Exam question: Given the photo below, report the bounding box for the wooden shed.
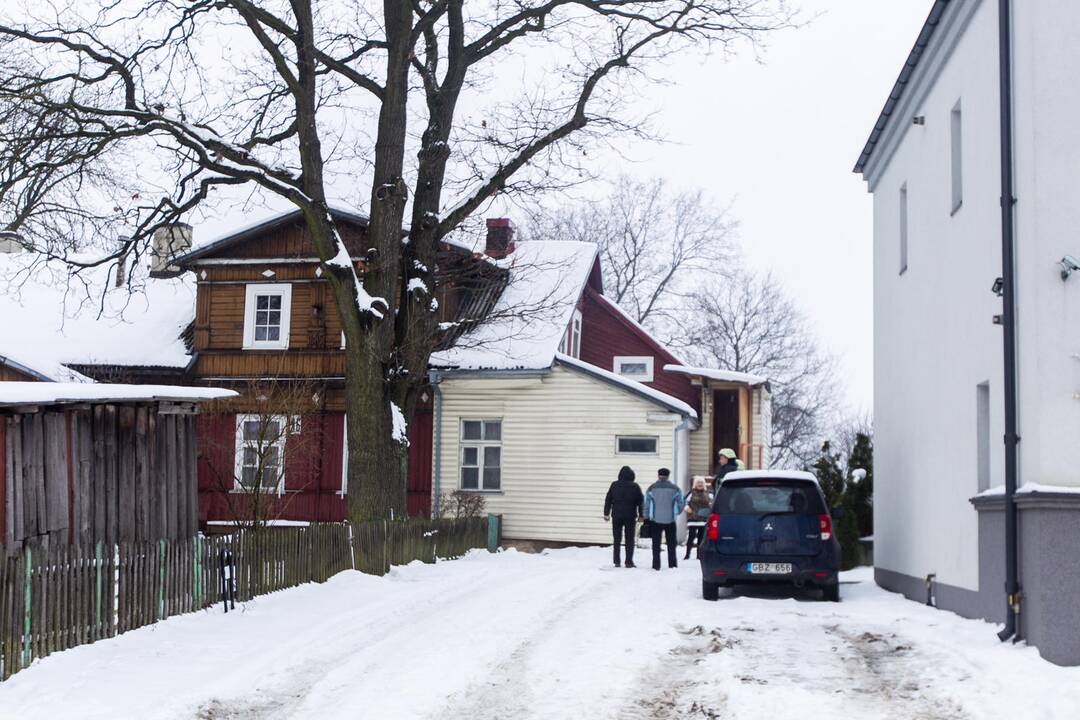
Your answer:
[1,383,235,553]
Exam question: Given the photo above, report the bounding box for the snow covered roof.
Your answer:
[176,203,370,264]
[556,353,697,419]
[431,241,598,371]
[722,470,819,485]
[0,382,235,408]
[0,253,196,378]
[663,364,768,387]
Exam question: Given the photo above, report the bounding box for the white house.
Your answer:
[856,0,1080,665]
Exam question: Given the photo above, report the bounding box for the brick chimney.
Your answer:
[485,218,516,259]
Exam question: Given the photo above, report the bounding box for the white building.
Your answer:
[856,0,1080,665]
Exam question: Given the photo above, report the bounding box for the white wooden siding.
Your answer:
[436,365,681,544]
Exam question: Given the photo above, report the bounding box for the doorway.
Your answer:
[712,389,740,470]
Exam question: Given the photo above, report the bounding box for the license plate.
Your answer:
[745,562,792,575]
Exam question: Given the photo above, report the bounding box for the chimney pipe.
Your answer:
[149,223,193,277]
[0,230,25,254]
[485,218,515,260]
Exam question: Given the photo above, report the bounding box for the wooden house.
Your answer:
[1,383,234,553]
[1,210,771,545]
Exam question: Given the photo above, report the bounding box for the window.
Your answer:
[234,415,287,494]
[243,283,292,350]
[616,436,658,455]
[899,183,909,275]
[614,356,654,382]
[976,382,990,492]
[559,309,583,358]
[460,419,502,491]
[950,101,963,214]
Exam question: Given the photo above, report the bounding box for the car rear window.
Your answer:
[715,480,827,515]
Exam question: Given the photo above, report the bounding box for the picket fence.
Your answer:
[0,516,491,681]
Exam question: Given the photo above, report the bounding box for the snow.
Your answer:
[0,254,196,375]
[431,241,597,371]
[406,278,428,294]
[555,352,697,419]
[390,401,408,445]
[2,548,1078,719]
[325,228,387,320]
[976,482,1080,497]
[723,469,820,484]
[0,382,236,407]
[664,364,769,386]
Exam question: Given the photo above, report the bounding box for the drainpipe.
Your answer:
[428,370,443,518]
[996,0,1022,643]
[673,414,693,543]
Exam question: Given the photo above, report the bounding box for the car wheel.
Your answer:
[702,579,720,601]
[823,582,840,602]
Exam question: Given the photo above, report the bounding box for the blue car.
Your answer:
[699,470,841,602]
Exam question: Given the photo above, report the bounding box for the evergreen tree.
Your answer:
[812,442,845,509]
[837,490,861,571]
[845,433,874,538]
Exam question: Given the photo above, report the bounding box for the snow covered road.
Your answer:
[1,547,1078,720]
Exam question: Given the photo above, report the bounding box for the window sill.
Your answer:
[241,344,290,351]
[458,489,503,495]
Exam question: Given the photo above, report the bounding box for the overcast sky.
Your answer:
[601,0,929,415]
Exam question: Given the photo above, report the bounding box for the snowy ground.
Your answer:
[1,547,1078,720]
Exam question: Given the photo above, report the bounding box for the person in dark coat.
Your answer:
[604,466,644,567]
[643,468,685,570]
[712,448,739,494]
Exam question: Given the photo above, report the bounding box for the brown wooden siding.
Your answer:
[203,219,368,260]
[2,405,199,552]
[0,365,38,382]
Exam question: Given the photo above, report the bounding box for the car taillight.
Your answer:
[818,514,833,541]
[706,513,720,541]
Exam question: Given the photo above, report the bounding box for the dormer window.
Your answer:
[614,356,654,382]
[559,309,583,359]
[243,283,292,350]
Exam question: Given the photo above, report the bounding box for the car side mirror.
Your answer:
[831,506,845,520]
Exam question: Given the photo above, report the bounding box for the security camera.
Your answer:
[1060,255,1080,281]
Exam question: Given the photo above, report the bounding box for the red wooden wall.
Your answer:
[578,287,700,413]
[407,408,433,518]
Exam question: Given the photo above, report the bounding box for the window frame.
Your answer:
[559,309,583,359]
[242,283,292,350]
[615,435,660,456]
[459,418,503,492]
[613,355,655,383]
[233,414,288,495]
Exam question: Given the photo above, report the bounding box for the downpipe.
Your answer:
[997,0,1022,643]
[428,370,443,518]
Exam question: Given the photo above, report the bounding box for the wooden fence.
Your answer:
[0,516,491,681]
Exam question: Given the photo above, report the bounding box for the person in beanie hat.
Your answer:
[683,476,713,560]
[713,448,739,494]
[643,468,685,570]
[604,466,644,567]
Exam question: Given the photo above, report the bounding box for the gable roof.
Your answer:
[556,352,697,419]
[0,254,196,379]
[585,287,686,367]
[853,0,952,175]
[430,241,599,371]
[175,204,370,264]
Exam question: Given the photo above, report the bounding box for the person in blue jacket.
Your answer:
[643,468,685,570]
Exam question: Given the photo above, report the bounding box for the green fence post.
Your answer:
[21,548,31,669]
[193,535,202,608]
[486,514,499,553]
[94,542,102,641]
[158,540,166,621]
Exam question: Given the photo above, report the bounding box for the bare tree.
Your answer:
[0,0,790,520]
[527,175,737,339]
[683,271,839,468]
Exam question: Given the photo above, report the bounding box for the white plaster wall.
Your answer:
[869,0,1002,591]
[1011,1,1080,489]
